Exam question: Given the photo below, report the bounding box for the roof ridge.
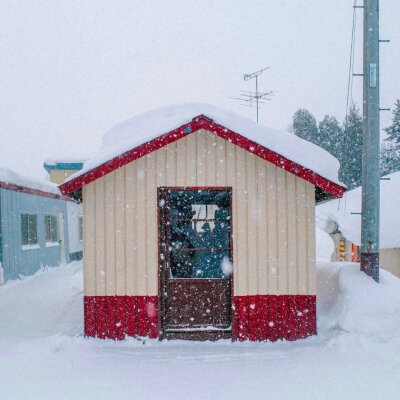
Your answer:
[60,117,345,198]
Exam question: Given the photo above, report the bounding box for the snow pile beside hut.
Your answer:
[317,261,400,342]
[317,171,400,248]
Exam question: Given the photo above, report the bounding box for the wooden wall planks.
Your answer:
[83,129,316,299]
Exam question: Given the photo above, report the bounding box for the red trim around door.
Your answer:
[60,116,345,198]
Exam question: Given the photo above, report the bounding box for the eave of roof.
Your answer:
[59,115,346,198]
[0,181,73,201]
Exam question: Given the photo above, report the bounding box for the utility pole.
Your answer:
[361,0,380,282]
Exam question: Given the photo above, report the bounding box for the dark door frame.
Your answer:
[157,186,234,340]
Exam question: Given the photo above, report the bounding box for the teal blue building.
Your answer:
[0,175,80,284]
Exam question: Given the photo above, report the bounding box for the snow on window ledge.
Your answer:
[21,244,40,251]
[45,241,60,248]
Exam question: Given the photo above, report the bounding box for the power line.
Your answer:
[346,0,358,118]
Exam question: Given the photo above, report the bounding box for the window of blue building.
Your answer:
[21,214,38,246]
[45,215,58,244]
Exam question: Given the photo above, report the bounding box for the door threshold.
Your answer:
[163,329,232,341]
[166,325,231,332]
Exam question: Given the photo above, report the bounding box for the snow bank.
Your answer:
[0,261,399,400]
[316,227,335,261]
[67,102,343,186]
[317,171,400,248]
[317,262,400,342]
[0,167,60,195]
[0,262,83,339]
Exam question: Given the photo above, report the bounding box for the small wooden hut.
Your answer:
[60,104,345,341]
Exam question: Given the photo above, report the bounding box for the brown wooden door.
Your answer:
[159,188,232,340]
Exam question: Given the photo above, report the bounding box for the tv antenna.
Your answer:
[232,66,274,123]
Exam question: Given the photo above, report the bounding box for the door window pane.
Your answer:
[193,251,230,278]
[168,190,231,279]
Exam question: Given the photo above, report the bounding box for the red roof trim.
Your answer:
[60,116,345,198]
[0,181,72,201]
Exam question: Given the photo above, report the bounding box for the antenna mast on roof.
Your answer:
[231,66,274,123]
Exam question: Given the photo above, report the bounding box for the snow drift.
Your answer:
[317,170,400,248]
[317,261,400,342]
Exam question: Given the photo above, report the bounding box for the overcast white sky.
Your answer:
[0,0,399,180]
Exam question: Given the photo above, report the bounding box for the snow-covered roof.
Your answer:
[61,103,345,196]
[43,157,86,165]
[0,167,60,196]
[317,171,400,248]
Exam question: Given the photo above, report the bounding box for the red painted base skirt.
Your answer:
[84,295,158,340]
[84,294,316,341]
[232,295,316,341]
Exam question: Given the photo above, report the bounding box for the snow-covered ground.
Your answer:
[1,261,399,400]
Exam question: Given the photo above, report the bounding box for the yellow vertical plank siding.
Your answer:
[246,151,257,295]
[95,178,106,295]
[235,146,248,295]
[224,138,238,288]
[83,185,96,296]
[146,153,158,295]
[286,173,298,295]
[185,134,197,186]
[215,138,226,186]
[296,179,308,294]
[166,142,176,186]
[105,173,116,296]
[266,163,278,294]
[276,168,288,294]
[306,182,316,294]
[176,138,186,184]
[125,162,136,295]
[256,158,268,294]
[196,131,206,186]
[115,168,126,295]
[84,129,317,297]
[205,131,217,186]
[135,157,147,295]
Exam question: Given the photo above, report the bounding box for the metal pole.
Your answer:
[256,75,259,123]
[361,0,380,282]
